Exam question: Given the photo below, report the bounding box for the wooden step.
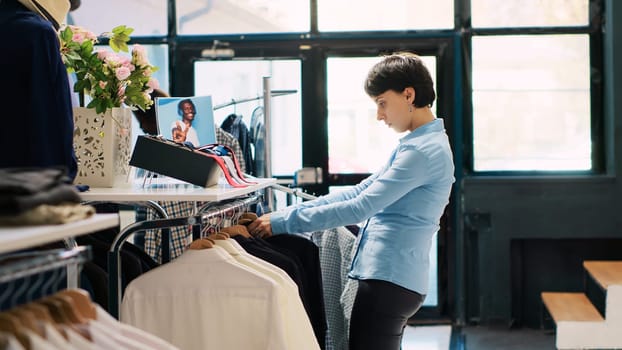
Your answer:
[583,261,622,289]
[541,292,604,323]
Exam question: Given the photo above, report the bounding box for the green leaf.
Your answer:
[60,27,73,43]
[112,25,134,37]
[108,25,134,53]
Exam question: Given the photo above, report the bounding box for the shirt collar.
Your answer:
[400,118,445,143]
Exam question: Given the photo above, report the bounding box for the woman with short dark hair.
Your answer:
[248,52,455,350]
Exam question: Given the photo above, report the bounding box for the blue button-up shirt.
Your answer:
[271,118,454,294]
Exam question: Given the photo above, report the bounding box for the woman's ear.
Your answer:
[403,87,416,105]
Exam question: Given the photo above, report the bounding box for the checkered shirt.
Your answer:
[311,227,358,350]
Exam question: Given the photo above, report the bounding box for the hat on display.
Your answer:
[17,0,70,29]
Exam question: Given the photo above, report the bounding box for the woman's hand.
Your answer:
[247,213,273,238]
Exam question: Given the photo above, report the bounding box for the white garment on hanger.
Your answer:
[42,323,77,350]
[94,305,178,350]
[89,321,125,350]
[213,239,320,350]
[0,331,25,350]
[64,326,97,350]
[89,318,149,350]
[121,247,288,350]
[22,329,56,350]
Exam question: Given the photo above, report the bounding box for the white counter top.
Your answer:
[0,213,119,254]
[79,177,277,202]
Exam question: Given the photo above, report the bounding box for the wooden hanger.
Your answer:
[0,313,21,336]
[19,303,54,324]
[45,295,88,325]
[36,298,71,325]
[0,313,30,350]
[5,308,44,338]
[55,289,96,320]
[220,224,251,238]
[208,231,230,240]
[19,303,67,340]
[188,237,215,250]
[36,297,92,342]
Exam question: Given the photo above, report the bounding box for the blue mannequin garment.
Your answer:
[221,113,254,176]
[250,106,265,177]
[0,0,77,181]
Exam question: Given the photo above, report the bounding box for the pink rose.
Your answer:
[96,50,110,60]
[72,33,85,44]
[132,44,148,66]
[115,67,131,80]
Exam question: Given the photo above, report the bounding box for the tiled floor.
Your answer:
[402,325,452,350]
[460,325,555,350]
[402,324,557,350]
[351,324,558,350]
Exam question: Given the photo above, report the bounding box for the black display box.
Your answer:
[129,135,221,187]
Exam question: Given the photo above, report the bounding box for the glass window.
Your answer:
[194,60,302,177]
[176,0,310,35]
[326,56,437,174]
[318,0,453,32]
[68,0,167,36]
[472,34,591,171]
[471,0,589,28]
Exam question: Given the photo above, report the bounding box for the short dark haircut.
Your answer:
[177,99,196,116]
[364,52,436,108]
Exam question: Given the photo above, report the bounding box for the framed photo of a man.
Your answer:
[155,95,216,147]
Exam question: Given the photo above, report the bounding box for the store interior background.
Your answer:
[70,0,622,348]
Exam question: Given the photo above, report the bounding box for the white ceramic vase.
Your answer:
[73,106,132,188]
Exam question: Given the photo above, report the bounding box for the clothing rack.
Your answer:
[106,194,262,319]
[0,246,92,309]
[212,89,297,111]
[196,194,263,237]
[271,183,318,201]
[196,194,262,217]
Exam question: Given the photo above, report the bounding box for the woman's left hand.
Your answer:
[247,213,273,238]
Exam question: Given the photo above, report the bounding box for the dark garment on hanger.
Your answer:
[266,234,327,350]
[82,261,109,310]
[230,235,305,292]
[252,236,311,304]
[76,232,158,295]
[221,114,254,175]
[122,239,159,272]
[250,107,265,177]
[76,235,139,294]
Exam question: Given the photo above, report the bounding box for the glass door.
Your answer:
[193,59,303,178]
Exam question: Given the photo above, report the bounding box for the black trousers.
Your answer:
[349,279,425,350]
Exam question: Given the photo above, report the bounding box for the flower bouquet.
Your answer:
[59,24,160,114]
[59,25,159,187]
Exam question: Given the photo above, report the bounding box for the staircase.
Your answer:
[541,261,622,349]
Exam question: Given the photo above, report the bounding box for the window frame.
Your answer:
[115,0,604,325]
[464,0,604,175]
